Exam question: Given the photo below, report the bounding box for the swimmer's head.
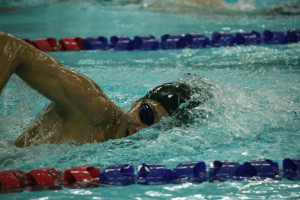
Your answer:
[143,82,192,116]
[140,80,213,126]
[126,82,193,136]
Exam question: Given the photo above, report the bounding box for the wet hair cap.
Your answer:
[144,82,192,116]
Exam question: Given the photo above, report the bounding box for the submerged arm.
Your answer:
[0,32,121,125]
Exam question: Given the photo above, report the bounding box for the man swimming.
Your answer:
[0,32,194,147]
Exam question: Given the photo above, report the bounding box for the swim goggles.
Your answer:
[139,99,155,126]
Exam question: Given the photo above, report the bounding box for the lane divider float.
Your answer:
[22,29,300,52]
[0,158,299,193]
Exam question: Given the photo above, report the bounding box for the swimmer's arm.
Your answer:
[0,32,120,124]
[0,33,22,92]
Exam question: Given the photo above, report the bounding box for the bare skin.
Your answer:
[0,32,168,147]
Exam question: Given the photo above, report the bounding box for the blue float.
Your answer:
[133,35,159,50]
[263,30,287,44]
[172,162,207,183]
[209,161,241,182]
[283,158,300,180]
[240,159,279,180]
[235,31,262,45]
[211,32,235,47]
[161,34,185,49]
[184,33,210,48]
[83,37,108,50]
[287,29,300,43]
[137,164,174,185]
[98,164,135,186]
[110,35,134,50]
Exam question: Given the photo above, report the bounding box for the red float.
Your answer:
[0,170,27,193]
[26,168,64,190]
[64,166,100,188]
[33,38,60,51]
[59,37,83,51]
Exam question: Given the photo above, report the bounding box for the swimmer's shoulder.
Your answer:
[0,31,15,39]
[0,31,26,45]
[0,32,33,47]
[0,32,32,61]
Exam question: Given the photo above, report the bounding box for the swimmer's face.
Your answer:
[126,99,169,136]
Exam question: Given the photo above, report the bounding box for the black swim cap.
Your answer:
[143,82,192,116]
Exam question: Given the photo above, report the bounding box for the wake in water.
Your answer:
[143,0,300,17]
[259,0,300,15]
[158,72,299,140]
[97,70,299,166]
[1,0,300,16]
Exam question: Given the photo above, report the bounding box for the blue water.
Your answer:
[0,0,300,199]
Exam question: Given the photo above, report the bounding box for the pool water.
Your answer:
[0,0,300,199]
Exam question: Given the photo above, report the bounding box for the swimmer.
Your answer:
[150,0,226,8]
[0,32,195,147]
[147,0,227,17]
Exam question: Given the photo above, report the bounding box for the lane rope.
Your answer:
[0,158,299,193]
[22,29,300,52]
